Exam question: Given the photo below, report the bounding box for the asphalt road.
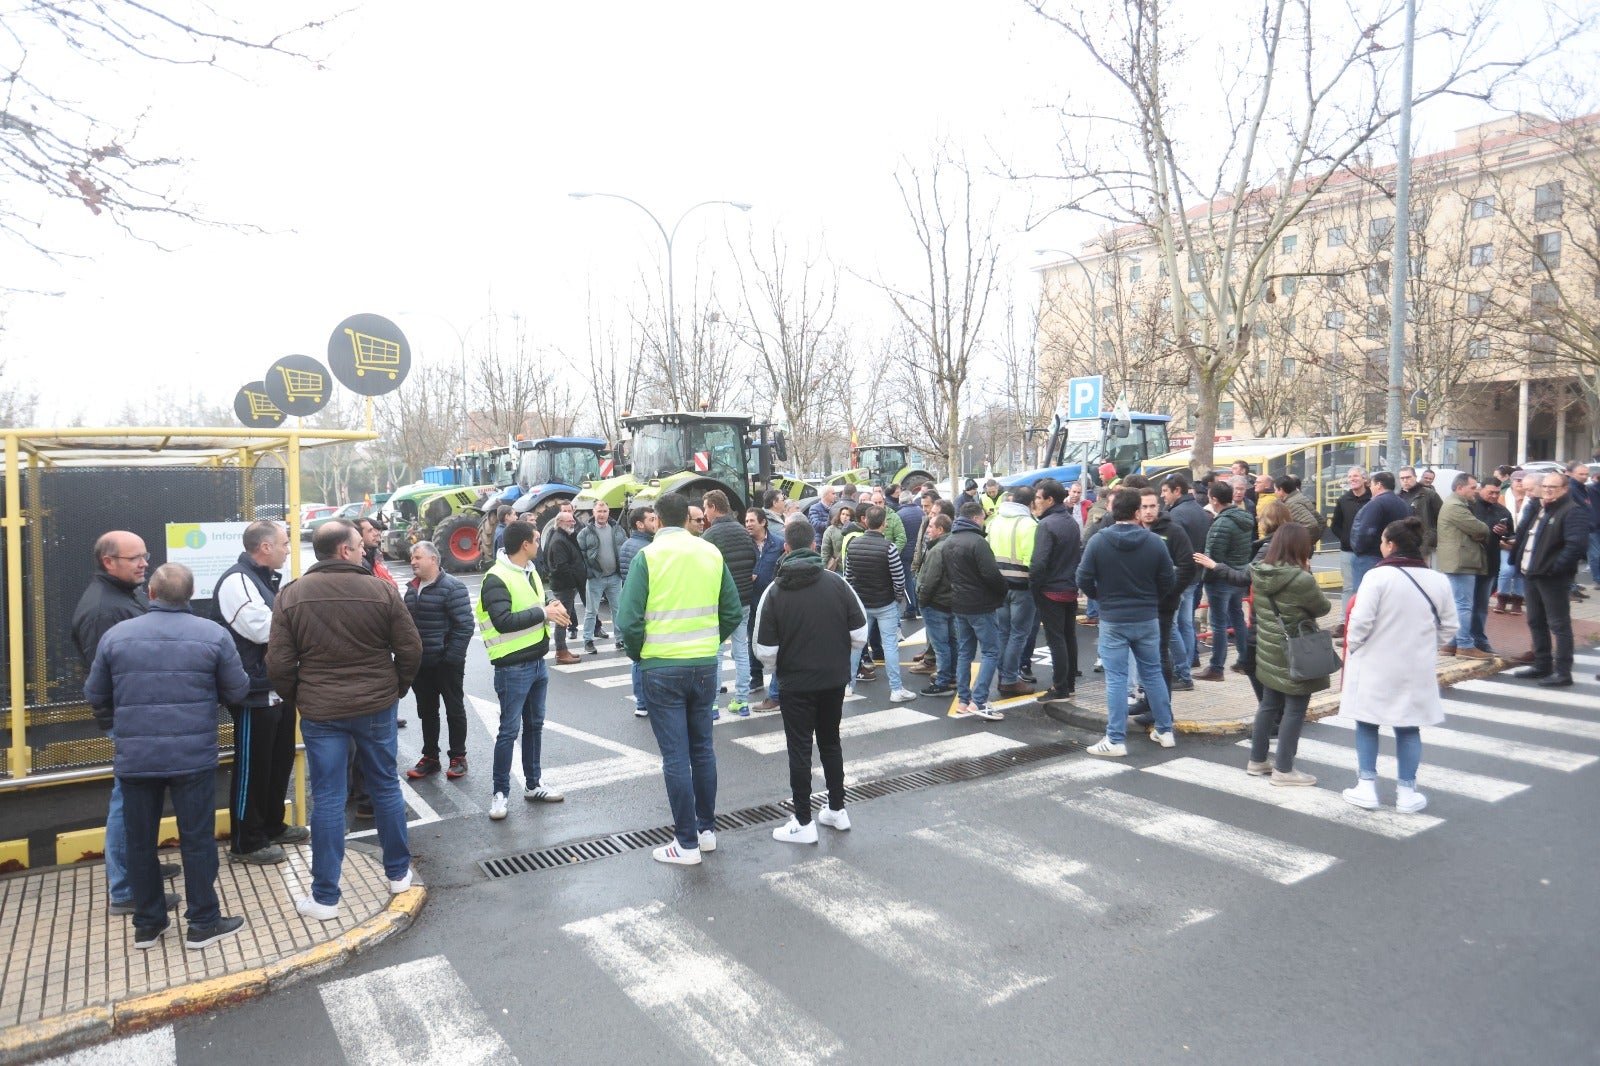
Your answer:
[32,562,1600,1065]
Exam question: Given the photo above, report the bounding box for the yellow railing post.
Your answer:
[287,433,307,825]
[4,433,30,778]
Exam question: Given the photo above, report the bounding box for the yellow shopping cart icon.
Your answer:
[245,390,280,418]
[345,328,402,379]
[275,366,324,404]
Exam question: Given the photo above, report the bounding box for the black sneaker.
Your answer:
[584,640,598,655]
[185,915,245,950]
[110,891,180,917]
[920,682,956,696]
[614,640,624,650]
[229,844,286,865]
[1041,687,1074,701]
[271,825,311,845]
[133,922,170,950]
[1020,673,1037,686]
[354,802,374,819]
[160,862,181,880]
[1170,678,1195,692]
[593,625,609,639]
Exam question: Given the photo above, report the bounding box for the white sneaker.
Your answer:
[969,704,1004,721]
[1086,737,1128,758]
[1148,728,1176,749]
[634,706,649,718]
[889,687,918,703]
[489,792,508,820]
[652,843,702,866]
[296,896,339,922]
[697,830,717,852]
[817,807,851,831]
[772,817,819,844]
[947,704,974,719]
[1342,778,1380,810]
[1395,785,1428,813]
[388,868,414,894]
[524,784,565,803]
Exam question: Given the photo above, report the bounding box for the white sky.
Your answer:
[1,0,1577,424]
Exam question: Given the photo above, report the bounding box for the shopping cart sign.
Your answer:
[329,313,411,396]
[693,451,710,472]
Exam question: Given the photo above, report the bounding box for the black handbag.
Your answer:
[1263,588,1341,681]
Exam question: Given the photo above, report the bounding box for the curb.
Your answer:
[0,885,427,1066]
[1042,655,1513,737]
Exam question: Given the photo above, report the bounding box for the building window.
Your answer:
[1281,234,1298,255]
[1129,263,1142,282]
[1408,256,1426,278]
[1282,315,1296,334]
[1100,270,1115,287]
[1100,340,1116,359]
[1535,231,1561,271]
[1253,321,1268,339]
[1528,334,1558,364]
[1532,281,1559,311]
[1281,275,1298,296]
[1469,243,1494,267]
[1188,257,1202,282]
[1468,290,1491,315]
[1100,305,1116,322]
[1217,401,1235,431]
[1283,357,1296,378]
[1365,307,1389,339]
[1129,301,1143,318]
[1188,291,1205,312]
[1186,402,1198,424]
[1470,195,1495,219]
[1327,226,1346,248]
[1325,310,1345,329]
[1535,181,1565,221]
[1325,271,1343,290]
[1256,358,1268,378]
[1368,216,1394,251]
[1467,337,1491,359]
[1160,295,1172,312]
[1366,262,1390,296]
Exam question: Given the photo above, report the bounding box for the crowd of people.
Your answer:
[70,451,1588,919]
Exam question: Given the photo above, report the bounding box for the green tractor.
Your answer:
[382,446,519,573]
[825,442,936,492]
[573,411,793,522]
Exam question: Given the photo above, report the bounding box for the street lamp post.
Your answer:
[570,192,753,406]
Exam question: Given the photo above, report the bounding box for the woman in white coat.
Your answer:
[1339,516,1458,813]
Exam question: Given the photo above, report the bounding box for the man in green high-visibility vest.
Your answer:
[616,493,744,866]
[479,520,571,822]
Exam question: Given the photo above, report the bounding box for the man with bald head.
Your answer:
[1511,473,1590,687]
[72,530,153,915]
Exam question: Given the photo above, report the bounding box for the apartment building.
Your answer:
[1036,112,1600,472]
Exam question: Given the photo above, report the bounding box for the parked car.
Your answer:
[304,502,363,540]
[299,504,338,539]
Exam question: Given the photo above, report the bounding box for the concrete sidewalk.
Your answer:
[0,843,425,1065]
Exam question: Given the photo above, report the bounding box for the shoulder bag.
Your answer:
[1262,585,1341,681]
[1392,566,1443,628]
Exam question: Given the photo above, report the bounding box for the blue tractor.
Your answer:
[1000,411,1173,492]
[509,436,611,538]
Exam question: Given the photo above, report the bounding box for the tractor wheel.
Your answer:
[523,493,574,544]
[900,470,933,494]
[435,514,483,573]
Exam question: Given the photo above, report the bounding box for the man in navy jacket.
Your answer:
[87,563,251,951]
[404,541,475,780]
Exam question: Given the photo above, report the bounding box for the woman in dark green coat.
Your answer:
[1244,524,1332,784]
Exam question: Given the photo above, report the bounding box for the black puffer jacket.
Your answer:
[843,530,904,609]
[72,572,148,669]
[1204,505,1255,570]
[941,518,1006,615]
[1166,496,1212,582]
[404,571,474,667]
[701,515,759,606]
[544,527,587,592]
[1030,503,1081,598]
[1147,511,1195,611]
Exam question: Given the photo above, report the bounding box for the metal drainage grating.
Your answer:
[477,739,1077,880]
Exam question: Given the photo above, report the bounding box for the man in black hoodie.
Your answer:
[943,502,1008,720]
[1029,478,1081,700]
[1138,486,1195,690]
[1161,474,1211,685]
[754,520,868,844]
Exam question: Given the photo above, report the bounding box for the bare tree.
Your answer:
[878,147,1000,491]
[1021,0,1579,475]
[0,354,37,426]
[2,2,334,275]
[373,358,462,484]
[574,288,646,440]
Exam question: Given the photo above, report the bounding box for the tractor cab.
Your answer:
[619,411,755,514]
[513,437,608,491]
[827,441,935,492]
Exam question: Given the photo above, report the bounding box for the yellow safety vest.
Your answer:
[987,513,1038,568]
[477,559,549,662]
[980,493,1000,516]
[841,529,864,571]
[639,530,725,662]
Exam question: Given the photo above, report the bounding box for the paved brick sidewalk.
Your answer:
[0,843,424,1063]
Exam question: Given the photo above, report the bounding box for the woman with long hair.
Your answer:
[1192,499,1296,703]
[1340,516,1457,813]
[819,505,858,573]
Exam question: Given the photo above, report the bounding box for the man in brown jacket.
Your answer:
[267,519,423,922]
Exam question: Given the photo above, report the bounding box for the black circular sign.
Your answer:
[262,354,333,417]
[328,313,411,396]
[234,381,286,429]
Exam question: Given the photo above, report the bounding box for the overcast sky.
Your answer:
[2,0,1575,424]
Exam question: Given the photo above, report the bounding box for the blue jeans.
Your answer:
[1205,581,1250,670]
[1356,721,1421,786]
[1170,581,1199,683]
[301,707,410,905]
[640,664,719,849]
[920,606,957,687]
[903,553,919,615]
[120,769,219,930]
[995,589,1037,685]
[955,611,1000,707]
[1100,619,1172,744]
[584,572,623,640]
[492,658,549,796]
[631,661,645,712]
[1339,551,1357,608]
[855,602,903,691]
[1497,549,1524,598]
[1589,531,1600,586]
[1471,573,1494,651]
[1445,572,1476,649]
[1084,597,1099,622]
[726,604,752,704]
[106,760,130,905]
[1349,554,1378,597]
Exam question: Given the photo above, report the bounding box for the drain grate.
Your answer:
[477,740,1076,880]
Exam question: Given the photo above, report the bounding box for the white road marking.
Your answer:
[1239,737,1530,803]
[589,662,732,689]
[563,901,842,1066]
[34,1027,176,1065]
[763,856,1049,1005]
[319,955,519,1066]
[735,708,937,755]
[1459,681,1600,723]
[1059,788,1338,885]
[964,757,1133,802]
[1318,715,1597,772]
[398,776,441,825]
[1142,757,1441,838]
[840,733,1025,783]
[910,821,1108,915]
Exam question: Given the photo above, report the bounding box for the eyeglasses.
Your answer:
[112,553,151,563]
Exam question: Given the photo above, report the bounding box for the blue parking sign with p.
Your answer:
[1068,376,1103,420]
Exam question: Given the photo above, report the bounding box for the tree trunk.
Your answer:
[946,390,963,495]
[1189,370,1221,478]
